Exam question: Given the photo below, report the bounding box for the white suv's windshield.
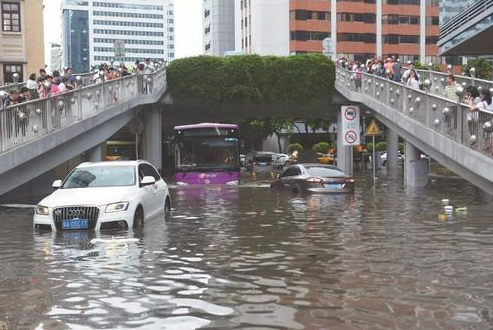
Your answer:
[62,166,136,188]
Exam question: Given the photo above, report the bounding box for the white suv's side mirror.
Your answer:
[52,180,62,189]
[141,176,156,187]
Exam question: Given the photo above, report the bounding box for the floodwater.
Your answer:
[1,170,493,330]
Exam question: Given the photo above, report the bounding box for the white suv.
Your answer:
[33,161,171,231]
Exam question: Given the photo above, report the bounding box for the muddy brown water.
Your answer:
[0,170,493,329]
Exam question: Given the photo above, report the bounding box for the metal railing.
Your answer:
[0,67,167,153]
[0,72,94,94]
[336,68,493,160]
[415,69,493,98]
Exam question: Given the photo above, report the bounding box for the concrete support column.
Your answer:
[386,127,399,170]
[404,141,428,188]
[337,112,353,176]
[376,0,382,58]
[419,0,426,64]
[143,108,162,172]
[87,143,105,162]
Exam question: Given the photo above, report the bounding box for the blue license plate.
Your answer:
[325,184,342,189]
[62,219,89,230]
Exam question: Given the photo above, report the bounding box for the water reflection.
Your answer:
[0,171,493,329]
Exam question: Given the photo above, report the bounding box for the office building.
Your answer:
[235,0,290,56]
[290,0,440,63]
[236,0,440,63]
[50,43,63,73]
[203,0,236,56]
[438,0,493,56]
[61,0,175,73]
[0,0,45,84]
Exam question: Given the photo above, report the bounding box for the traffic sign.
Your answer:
[364,120,382,136]
[341,105,360,146]
[345,130,358,144]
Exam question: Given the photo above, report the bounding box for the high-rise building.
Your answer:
[290,0,440,63]
[236,0,440,64]
[61,0,175,73]
[0,0,45,84]
[235,0,290,56]
[50,43,63,73]
[438,0,493,57]
[203,0,236,56]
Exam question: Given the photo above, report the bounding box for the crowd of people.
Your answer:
[339,56,493,113]
[2,58,164,109]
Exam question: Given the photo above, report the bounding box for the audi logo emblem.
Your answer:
[67,209,84,217]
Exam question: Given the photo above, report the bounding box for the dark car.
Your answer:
[270,164,354,193]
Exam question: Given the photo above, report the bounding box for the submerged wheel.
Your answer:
[133,206,144,229]
[164,198,172,220]
[292,184,301,194]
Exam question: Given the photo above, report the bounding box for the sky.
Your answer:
[43,0,203,64]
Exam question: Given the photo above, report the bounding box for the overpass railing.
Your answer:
[0,68,166,153]
[0,72,94,94]
[415,69,493,97]
[336,68,493,160]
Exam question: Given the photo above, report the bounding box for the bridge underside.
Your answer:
[157,91,349,128]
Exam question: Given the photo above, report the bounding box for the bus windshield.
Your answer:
[175,138,240,172]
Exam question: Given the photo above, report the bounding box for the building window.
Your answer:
[2,2,20,32]
[3,63,23,83]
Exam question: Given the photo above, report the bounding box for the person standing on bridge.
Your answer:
[444,75,459,102]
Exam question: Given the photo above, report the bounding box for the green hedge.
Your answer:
[167,54,335,108]
[312,142,331,153]
[288,143,304,153]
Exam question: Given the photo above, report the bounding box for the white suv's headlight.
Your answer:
[36,205,49,215]
[105,202,129,213]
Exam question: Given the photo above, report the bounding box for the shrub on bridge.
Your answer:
[167,54,335,109]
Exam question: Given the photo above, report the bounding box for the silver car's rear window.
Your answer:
[306,167,345,178]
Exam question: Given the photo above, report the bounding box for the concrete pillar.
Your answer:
[386,127,399,170]
[143,108,162,172]
[404,141,428,188]
[337,112,353,176]
[87,143,103,162]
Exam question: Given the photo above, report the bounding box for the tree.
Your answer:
[463,59,492,80]
[243,117,295,153]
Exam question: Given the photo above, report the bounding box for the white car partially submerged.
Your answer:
[33,161,171,231]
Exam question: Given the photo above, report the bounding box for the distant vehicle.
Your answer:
[380,152,404,167]
[33,161,171,231]
[379,152,428,166]
[252,152,279,174]
[106,141,136,161]
[172,123,240,185]
[270,164,354,193]
[274,154,291,167]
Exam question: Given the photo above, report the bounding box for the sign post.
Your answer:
[341,106,360,147]
[364,119,382,187]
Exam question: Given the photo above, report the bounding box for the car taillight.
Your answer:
[307,177,323,183]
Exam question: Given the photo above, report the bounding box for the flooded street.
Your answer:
[1,170,493,330]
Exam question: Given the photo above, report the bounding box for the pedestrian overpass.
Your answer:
[335,67,493,196]
[1,64,493,199]
[0,68,167,198]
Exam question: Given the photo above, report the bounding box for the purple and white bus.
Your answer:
[172,123,241,185]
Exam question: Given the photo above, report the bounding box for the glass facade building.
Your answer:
[61,0,174,71]
[62,9,89,73]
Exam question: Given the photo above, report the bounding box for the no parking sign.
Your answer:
[341,106,360,146]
